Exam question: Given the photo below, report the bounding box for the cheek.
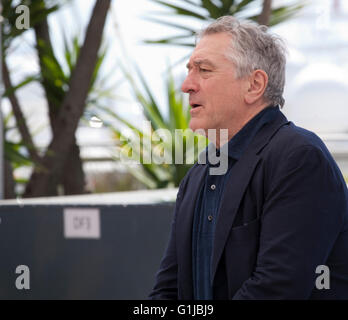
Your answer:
[207,84,234,112]
[211,82,243,107]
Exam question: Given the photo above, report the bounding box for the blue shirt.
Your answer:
[192,105,279,300]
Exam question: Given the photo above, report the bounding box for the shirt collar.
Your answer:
[199,105,280,166]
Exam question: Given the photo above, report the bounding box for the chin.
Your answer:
[189,120,208,136]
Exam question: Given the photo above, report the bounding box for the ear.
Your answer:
[244,69,268,105]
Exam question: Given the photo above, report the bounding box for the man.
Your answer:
[149,16,348,299]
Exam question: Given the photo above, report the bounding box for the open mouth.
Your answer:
[191,104,202,108]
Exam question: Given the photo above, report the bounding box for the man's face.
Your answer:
[182,32,248,134]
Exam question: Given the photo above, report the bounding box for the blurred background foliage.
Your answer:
[144,0,304,46]
[100,64,208,189]
[1,0,307,198]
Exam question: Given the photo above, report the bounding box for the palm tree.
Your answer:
[1,0,111,198]
[144,0,304,46]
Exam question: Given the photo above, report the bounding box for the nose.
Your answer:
[181,71,199,93]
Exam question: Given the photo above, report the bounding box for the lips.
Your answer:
[190,103,203,115]
[190,103,202,109]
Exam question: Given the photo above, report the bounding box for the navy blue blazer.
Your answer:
[150,108,348,299]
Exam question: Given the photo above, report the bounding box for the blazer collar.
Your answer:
[211,108,290,284]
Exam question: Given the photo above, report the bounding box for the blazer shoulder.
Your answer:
[264,121,333,161]
[260,121,347,187]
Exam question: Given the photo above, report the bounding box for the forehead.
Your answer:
[189,32,233,64]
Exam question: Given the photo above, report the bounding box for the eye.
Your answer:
[199,68,210,73]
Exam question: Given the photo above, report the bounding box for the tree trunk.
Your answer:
[24,0,111,198]
[258,0,272,26]
[4,160,15,199]
[2,60,42,165]
[34,17,86,196]
[34,18,60,132]
[62,138,86,195]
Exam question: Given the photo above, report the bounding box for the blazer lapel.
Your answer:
[177,163,208,299]
[211,109,290,284]
[211,152,261,284]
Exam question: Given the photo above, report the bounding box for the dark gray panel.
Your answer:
[0,203,175,299]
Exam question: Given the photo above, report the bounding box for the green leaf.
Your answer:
[142,17,196,33]
[3,75,38,97]
[144,40,195,47]
[149,0,208,19]
[221,0,235,11]
[201,0,222,18]
[231,0,255,15]
[120,63,167,131]
[4,141,32,167]
[247,4,305,26]
[268,4,305,26]
[144,33,195,45]
[180,0,201,7]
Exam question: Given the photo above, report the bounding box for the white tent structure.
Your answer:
[273,0,348,178]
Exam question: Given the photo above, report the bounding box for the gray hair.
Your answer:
[197,16,287,107]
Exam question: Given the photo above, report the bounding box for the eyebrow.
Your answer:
[186,59,215,69]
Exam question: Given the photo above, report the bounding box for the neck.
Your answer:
[214,103,270,149]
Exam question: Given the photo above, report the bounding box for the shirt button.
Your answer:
[210,184,216,190]
[208,215,213,222]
